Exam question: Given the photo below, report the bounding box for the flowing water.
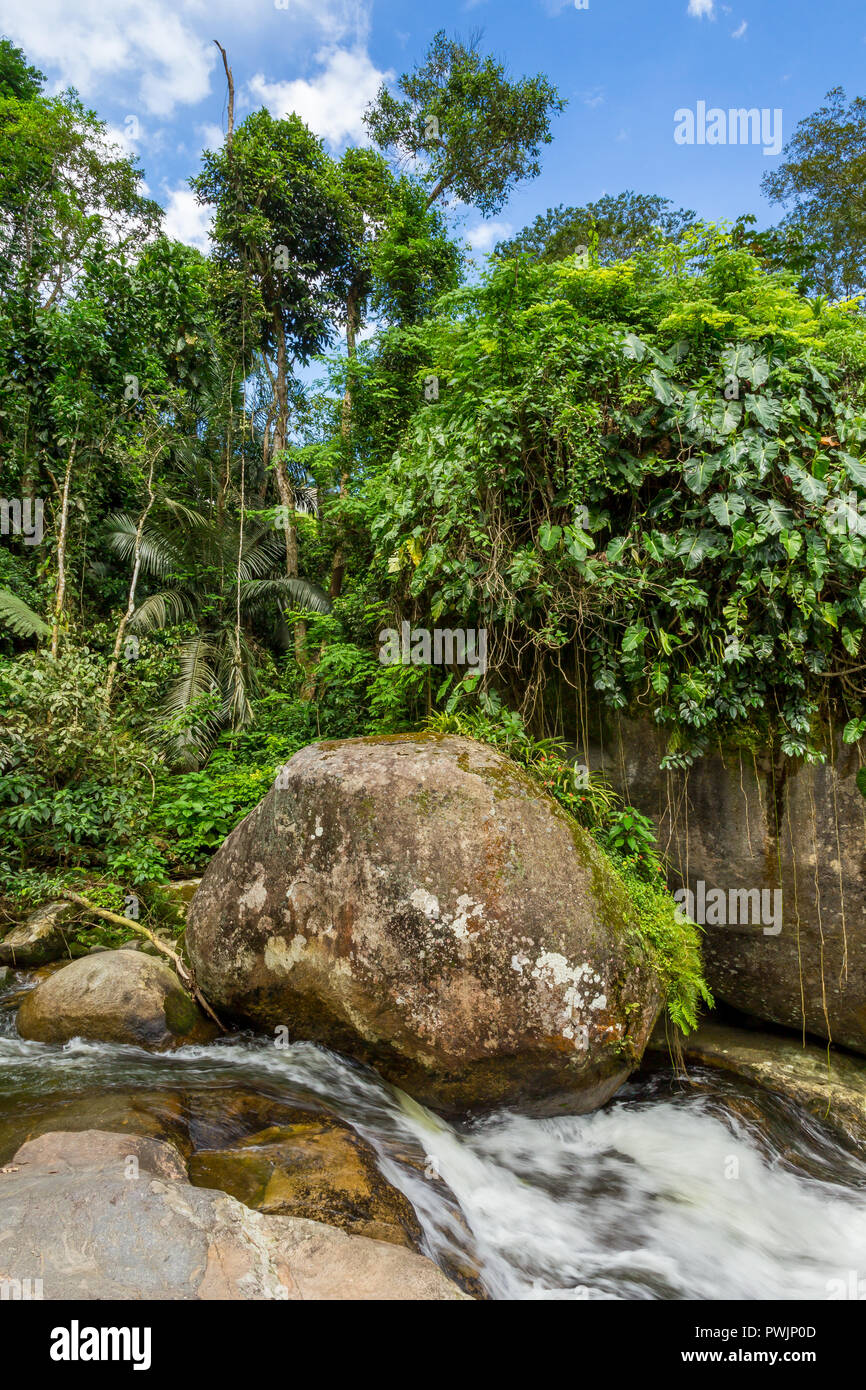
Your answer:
[2,973,864,1301]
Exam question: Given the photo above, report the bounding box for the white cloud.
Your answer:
[0,0,375,118]
[581,87,605,109]
[198,123,226,153]
[687,0,715,16]
[0,0,216,115]
[466,221,512,253]
[732,20,748,38]
[161,185,212,252]
[248,46,390,147]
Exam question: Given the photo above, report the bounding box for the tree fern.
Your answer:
[0,589,50,639]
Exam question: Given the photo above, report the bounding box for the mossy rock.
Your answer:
[189,1121,423,1249]
[188,734,665,1114]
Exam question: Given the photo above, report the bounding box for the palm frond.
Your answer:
[0,589,50,639]
[240,576,332,615]
[158,634,223,770]
[105,513,186,578]
[128,590,193,632]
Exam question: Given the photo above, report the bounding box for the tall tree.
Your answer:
[761,87,866,300]
[192,109,356,580]
[363,30,564,216]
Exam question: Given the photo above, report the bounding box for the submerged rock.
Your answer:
[0,1129,467,1300]
[0,900,75,967]
[15,951,217,1051]
[187,733,663,1113]
[189,1121,423,1248]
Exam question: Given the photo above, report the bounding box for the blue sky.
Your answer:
[1,0,863,257]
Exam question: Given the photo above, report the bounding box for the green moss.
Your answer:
[612,862,713,1034]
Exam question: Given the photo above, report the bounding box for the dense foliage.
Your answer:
[3,33,865,1029]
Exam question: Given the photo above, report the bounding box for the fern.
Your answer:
[0,589,50,639]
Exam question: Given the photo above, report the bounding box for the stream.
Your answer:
[2,973,865,1301]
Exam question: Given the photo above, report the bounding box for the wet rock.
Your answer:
[15,951,217,1051]
[0,901,76,967]
[0,1129,468,1300]
[187,734,662,1114]
[646,1019,866,1151]
[189,1121,423,1248]
[0,1089,192,1167]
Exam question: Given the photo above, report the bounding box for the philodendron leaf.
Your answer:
[707,492,747,528]
[841,452,866,487]
[538,522,562,551]
[842,717,866,744]
[648,368,675,406]
[786,463,827,504]
[683,456,720,494]
[711,399,742,435]
[752,499,793,534]
[746,394,782,431]
[621,333,647,360]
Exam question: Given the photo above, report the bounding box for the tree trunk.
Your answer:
[50,439,76,659]
[105,450,158,700]
[328,277,362,600]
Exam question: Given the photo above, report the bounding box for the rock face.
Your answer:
[646,1020,866,1152]
[590,716,866,1055]
[15,951,216,1050]
[0,1129,467,1300]
[0,900,75,967]
[189,1121,423,1248]
[187,734,662,1113]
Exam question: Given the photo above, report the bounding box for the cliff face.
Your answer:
[588,717,866,1054]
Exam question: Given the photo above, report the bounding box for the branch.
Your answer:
[57,890,226,1032]
[214,40,234,149]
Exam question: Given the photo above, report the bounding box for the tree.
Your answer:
[761,87,866,300]
[496,191,696,264]
[364,30,564,215]
[326,148,462,598]
[192,108,356,581]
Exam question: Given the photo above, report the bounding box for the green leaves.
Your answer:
[538,522,562,550]
[745,394,782,431]
[648,368,676,406]
[683,455,720,494]
[0,590,50,639]
[707,492,746,528]
[786,463,827,503]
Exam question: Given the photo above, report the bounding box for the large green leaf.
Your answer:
[683,456,720,494]
[707,493,747,528]
[0,589,50,639]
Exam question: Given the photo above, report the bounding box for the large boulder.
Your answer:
[15,950,217,1050]
[187,734,663,1113]
[0,900,75,967]
[0,1130,467,1301]
[590,715,866,1055]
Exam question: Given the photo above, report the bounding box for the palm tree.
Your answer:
[105,495,329,768]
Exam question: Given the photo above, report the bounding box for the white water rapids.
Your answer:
[2,995,864,1301]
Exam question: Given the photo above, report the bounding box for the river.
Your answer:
[2,972,864,1301]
